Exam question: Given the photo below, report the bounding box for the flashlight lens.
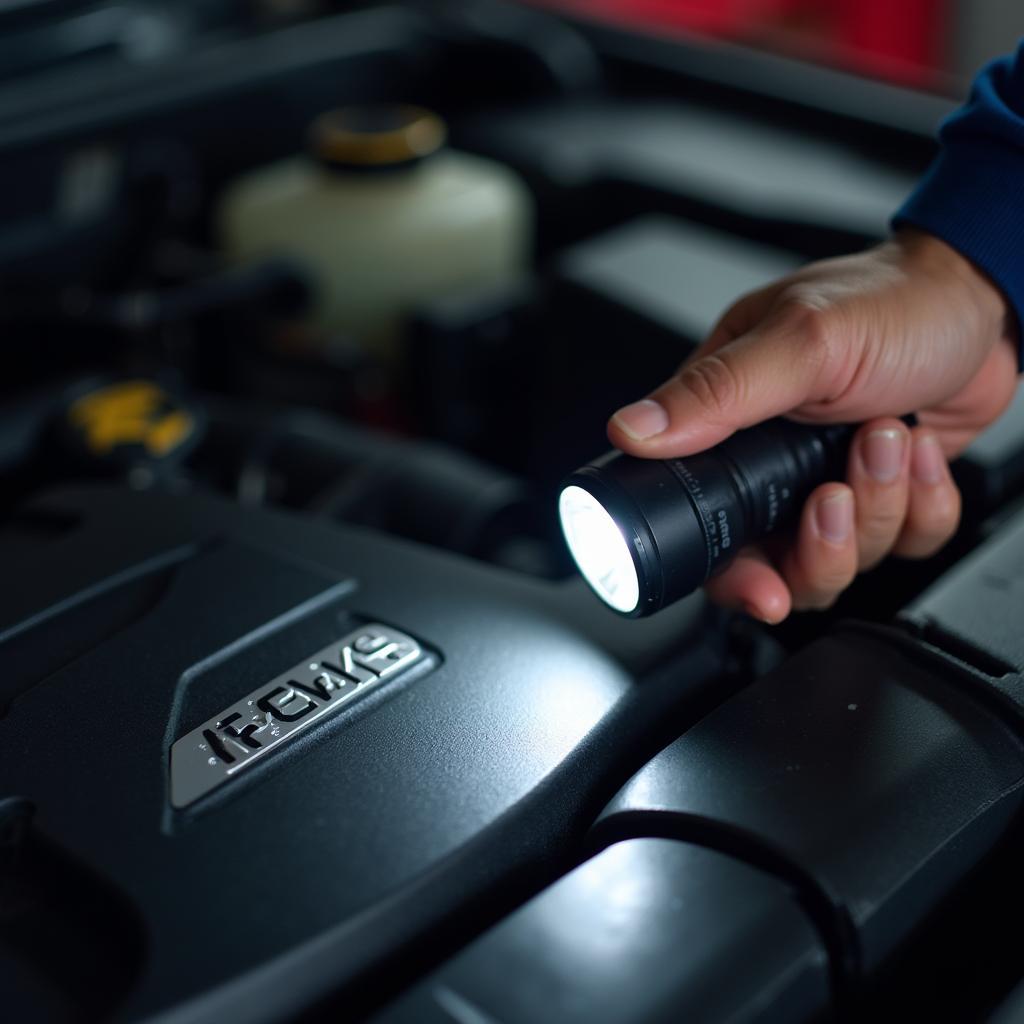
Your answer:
[558,484,640,614]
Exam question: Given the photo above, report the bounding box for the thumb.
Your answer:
[608,313,836,457]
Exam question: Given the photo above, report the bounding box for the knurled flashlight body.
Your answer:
[560,419,855,617]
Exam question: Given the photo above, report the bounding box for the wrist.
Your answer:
[893,227,1013,345]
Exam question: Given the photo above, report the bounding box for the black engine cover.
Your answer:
[0,486,666,1022]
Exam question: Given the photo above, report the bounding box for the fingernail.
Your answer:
[745,601,784,625]
[861,428,905,483]
[912,434,945,485]
[612,399,669,441]
[814,491,852,544]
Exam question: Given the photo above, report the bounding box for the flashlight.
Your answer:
[558,419,855,617]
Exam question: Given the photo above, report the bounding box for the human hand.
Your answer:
[608,228,1018,622]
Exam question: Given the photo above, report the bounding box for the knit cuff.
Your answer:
[893,140,1024,368]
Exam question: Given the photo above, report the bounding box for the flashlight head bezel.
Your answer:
[558,461,665,618]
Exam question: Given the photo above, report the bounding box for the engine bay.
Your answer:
[3,4,1024,1022]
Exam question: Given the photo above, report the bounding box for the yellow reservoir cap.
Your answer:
[309,105,447,170]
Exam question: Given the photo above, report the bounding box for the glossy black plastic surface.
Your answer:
[596,629,1024,976]
[902,501,1024,716]
[374,838,829,1024]
[956,388,1024,515]
[0,485,717,1022]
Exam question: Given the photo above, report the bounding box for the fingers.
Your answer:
[780,484,858,611]
[704,549,792,624]
[893,430,961,558]
[847,418,911,570]
[705,487,858,621]
[609,300,839,458]
[706,424,959,624]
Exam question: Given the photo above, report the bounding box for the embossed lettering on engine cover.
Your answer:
[170,623,426,808]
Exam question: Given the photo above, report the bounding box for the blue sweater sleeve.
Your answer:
[893,41,1024,356]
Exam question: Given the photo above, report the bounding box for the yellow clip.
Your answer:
[68,380,194,458]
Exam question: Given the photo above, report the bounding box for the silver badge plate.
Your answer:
[170,623,426,808]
